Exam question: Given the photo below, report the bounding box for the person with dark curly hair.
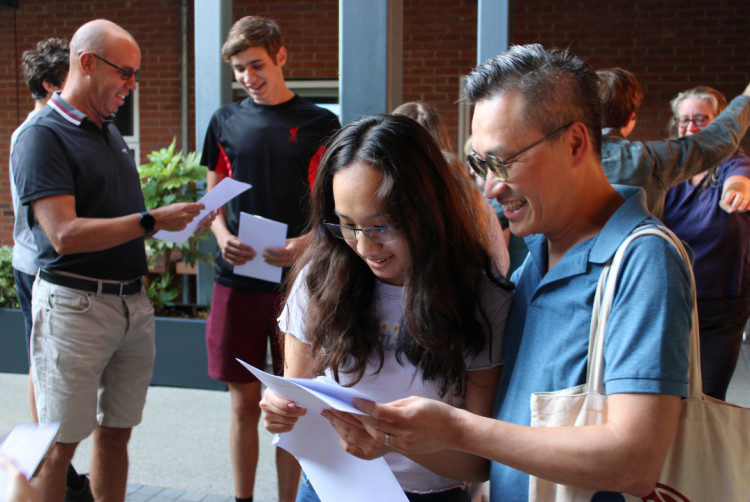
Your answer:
[7,36,93,502]
[10,37,69,414]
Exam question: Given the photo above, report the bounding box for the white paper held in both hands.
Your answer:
[237,360,408,502]
[233,212,288,283]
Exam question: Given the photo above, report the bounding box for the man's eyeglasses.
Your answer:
[91,53,141,82]
[466,122,573,181]
[324,222,399,243]
[677,114,713,128]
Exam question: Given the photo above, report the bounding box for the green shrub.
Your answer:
[138,138,213,311]
[0,245,20,309]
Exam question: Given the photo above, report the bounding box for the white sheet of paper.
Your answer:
[236,360,407,502]
[0,423,60,500]
[236,359,373,414]
[233,213,288,284]
[153,177,251,244]
[275,412,408,502]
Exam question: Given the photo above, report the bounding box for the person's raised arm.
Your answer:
[649,83,750,189]
[31,194,203,255]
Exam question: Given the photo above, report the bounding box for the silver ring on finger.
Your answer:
[384,433,390,446]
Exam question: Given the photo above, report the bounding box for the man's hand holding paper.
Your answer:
[153,177,251,243]
[261,233,311,268]
[321,408,392,461]
[233,213,288,283]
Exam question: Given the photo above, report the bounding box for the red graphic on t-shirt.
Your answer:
[289,126,299,143]
[641,483,690,502]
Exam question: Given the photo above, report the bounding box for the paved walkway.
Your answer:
[2,342,749,501]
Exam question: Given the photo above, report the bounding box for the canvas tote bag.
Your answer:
[528,225,750,502]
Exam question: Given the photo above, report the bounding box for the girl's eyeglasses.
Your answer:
[324,222,399,243]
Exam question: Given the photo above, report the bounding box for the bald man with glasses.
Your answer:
[12,19,210,502]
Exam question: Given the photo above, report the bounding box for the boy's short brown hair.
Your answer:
[221,16,284,63]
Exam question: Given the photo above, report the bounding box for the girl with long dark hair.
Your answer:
[260,114,512,502]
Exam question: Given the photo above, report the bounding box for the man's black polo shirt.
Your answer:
[12,92,148,281]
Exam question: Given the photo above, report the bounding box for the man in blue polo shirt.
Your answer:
[351,45,693,502]
[12,19,208,502]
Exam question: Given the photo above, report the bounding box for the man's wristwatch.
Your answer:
[139,211,155,235]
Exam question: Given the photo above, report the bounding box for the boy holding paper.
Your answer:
[200,15,340,502]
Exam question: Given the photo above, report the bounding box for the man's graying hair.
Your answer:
[463,43,603,156]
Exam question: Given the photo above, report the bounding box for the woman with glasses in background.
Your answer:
[260,114,512,502]
[662,86,750,401]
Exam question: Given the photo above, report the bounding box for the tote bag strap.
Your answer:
[586,225,702,398]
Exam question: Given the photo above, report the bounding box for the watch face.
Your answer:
[140,212,155,233]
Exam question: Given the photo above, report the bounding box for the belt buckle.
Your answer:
[119,282,125,296]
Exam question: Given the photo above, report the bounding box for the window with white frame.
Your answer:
[113,88,140,164]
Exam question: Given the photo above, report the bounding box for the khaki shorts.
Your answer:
[31,276,156,443]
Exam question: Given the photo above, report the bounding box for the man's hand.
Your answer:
[351,397,460,455]
[262,234,309,268]
[217,233,256,266]
[322,409,392,460]
[150,202,205,232]
[719,175,750,214]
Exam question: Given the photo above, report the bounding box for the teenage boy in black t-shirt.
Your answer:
[200,16,340,502]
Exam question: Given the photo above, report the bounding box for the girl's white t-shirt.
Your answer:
[278,267,510,493]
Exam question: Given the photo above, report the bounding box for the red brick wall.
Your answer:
[0,1,189,245]
[402,0,477,153]
[1,0,749,246]
[234,1,339,79]
[512,0,750,145]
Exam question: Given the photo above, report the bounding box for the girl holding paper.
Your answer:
[260,114,512,502]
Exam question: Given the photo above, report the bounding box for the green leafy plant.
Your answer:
[0,245,20,309]
[145,273,180,311]
[138,138,213,312]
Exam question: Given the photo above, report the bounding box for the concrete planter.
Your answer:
[151,316,224,390]
[0,308,29,374]
[0,308,223,391]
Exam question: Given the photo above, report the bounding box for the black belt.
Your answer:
[39,269,142,296]
[406,487,471,502]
